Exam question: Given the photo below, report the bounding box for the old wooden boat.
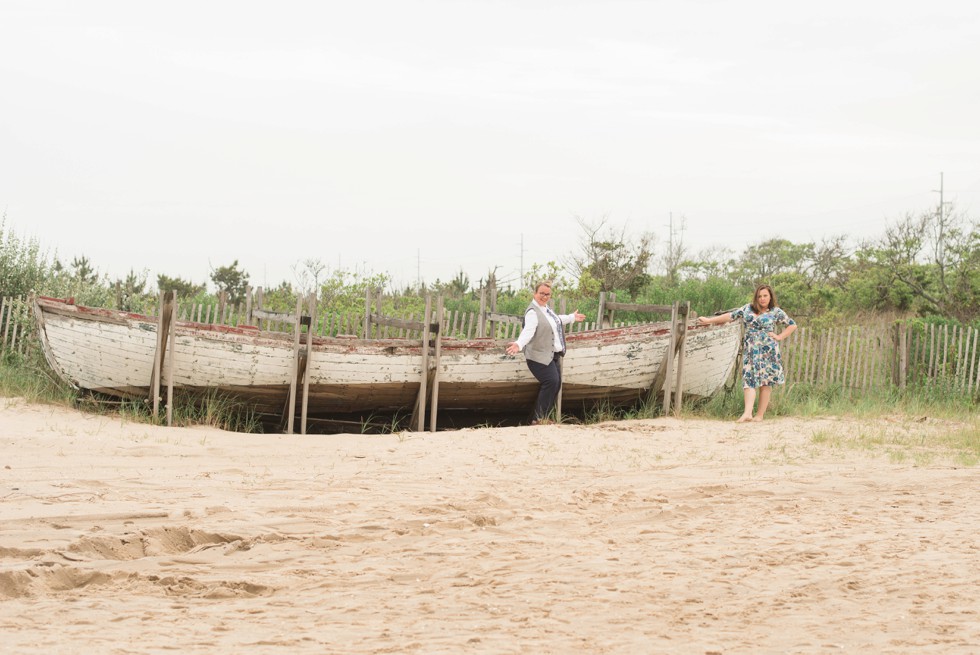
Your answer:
[33,296,741,427]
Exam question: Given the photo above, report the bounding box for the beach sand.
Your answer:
[1,397,978,654]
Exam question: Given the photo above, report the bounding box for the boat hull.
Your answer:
[34,297,741,419]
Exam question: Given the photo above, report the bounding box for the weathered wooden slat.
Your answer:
[486,311,522,325]
[972,328,980,393]
[967,328,978,393]
[1,296,11,352]
[603,301,675,314]
[252,308,299,324]
[368,313,440,334]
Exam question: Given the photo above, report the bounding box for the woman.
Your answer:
[505,281,586,424]
[697,284,797,422]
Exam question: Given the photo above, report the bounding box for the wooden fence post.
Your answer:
[899,321,908,389]
[1,296,10,353]
[478,288,487,337]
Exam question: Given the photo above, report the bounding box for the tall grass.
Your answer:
[111,389,264,433]
[0,351,76,405]
[692,381,978,421]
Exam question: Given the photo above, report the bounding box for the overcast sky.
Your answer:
[2,1,979,293]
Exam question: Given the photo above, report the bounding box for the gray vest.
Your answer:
[523,303,561,365]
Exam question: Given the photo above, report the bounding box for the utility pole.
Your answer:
[932,172,951,291]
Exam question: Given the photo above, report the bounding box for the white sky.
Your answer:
[2,1,979,292]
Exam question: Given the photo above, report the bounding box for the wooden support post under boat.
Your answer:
[662,301,679,415]
[151,291,164,417]
[285,295,303,434]
[150,291,175,418]
[165,291,177,427]
[671,302,690,416]
[415,295,433,432]
[301,293,316,435]
[218,291,227,325]
[429,295,444,433]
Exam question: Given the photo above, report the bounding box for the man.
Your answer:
[506,281,586,424]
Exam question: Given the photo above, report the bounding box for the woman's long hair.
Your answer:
[750,284,777,314]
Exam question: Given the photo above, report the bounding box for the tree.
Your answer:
[157,274,206,299]
[292,258,327,295]
[70,256,100,284]
[317,269,393,314]
[677,245,735,282]
[873,205,979,319]
[565,217,654,298]
[731,238,813,286]
[431,268,471,300]
[0,213,49,297]
[660,215,688,286]
[210,260,250,305]
[115,268,149,312]
[809,236,851,287]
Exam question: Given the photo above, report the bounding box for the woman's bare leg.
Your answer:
[753,386,772,421]
[738,387,756,422]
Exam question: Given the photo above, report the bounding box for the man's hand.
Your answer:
[506,342,520,356]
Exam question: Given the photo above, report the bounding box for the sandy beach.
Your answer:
[1,396,978,654]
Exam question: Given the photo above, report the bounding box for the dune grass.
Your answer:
[808,420,980,467]
[692,380,978,421]
[0,350,77,405]
[109,389,265,433]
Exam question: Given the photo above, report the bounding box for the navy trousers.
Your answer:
[526,353,562,421]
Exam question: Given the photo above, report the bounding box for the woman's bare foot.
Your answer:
[736,415,753,423]
[752,416,764,422]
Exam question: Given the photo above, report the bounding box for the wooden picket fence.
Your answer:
[3,293,979,396]
[773,322,980,394]
[140,288,613,341]
[778,325,895,391]
[0,296,32,357]
[893,321,980,393]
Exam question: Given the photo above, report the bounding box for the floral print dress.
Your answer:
[730,304,796,388]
